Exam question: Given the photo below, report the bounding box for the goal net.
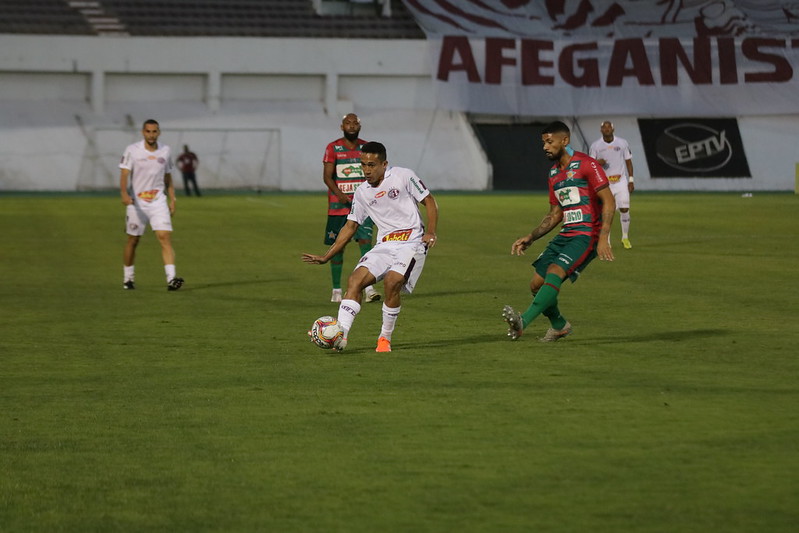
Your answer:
[76,126,281,192]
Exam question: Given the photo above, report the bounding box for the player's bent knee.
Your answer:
[383,273,405,294]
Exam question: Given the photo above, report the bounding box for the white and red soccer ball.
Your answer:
[309,316,343,349]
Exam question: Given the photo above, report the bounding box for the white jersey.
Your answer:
[589,136,632,184]
[120,140,174,203]
[348,166,430,246]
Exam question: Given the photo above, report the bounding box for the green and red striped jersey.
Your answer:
[323,138,366,216]
[547,152,610,238]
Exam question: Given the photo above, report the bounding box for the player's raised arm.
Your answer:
[302,219,359,264]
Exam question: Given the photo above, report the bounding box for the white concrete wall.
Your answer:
[0,35,489,192]
[0,34,795,192]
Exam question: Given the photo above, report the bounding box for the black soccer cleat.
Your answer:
[123,281,136,290]
[167,277,184,291]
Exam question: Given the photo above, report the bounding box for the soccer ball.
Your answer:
[309,316,343,349]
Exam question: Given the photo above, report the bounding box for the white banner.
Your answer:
[402,0,799,116]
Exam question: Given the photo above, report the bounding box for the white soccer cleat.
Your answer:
[540,322,573,342]
[330,288,342,303]
[333,336,347,352]
[502,305,524,340]
[364,285,381,303]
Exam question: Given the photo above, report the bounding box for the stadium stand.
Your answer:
[0,0,94,35]
[0,0,424,39]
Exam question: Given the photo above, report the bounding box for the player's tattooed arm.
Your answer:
[511,205,562,255]
[530,206,562,240]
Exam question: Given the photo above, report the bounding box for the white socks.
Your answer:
[337,299,361,337]
[165,264,176,282]
[125,265,178,283]
[336,300,402,341]
[620,212,631,239]
[380,304,401,341]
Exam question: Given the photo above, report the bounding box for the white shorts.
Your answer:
[609,180,630,210]
[125,198,172,236]
[356,242,427,294]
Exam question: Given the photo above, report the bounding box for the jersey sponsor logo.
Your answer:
[147,155,157,160]
[375,191,386,198]
[557,253,574,265]
[388,188,400,199]
[137,189,159,202]
[607,174,622,182]
[568,161,580,170]
[556,186,580,206]
[563,209,584,225]
[410,176,426,194]
[338,164,364,178]
[382,229,412,242]
[338,181,360,194]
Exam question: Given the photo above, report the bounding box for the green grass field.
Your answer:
[1,192,797,532]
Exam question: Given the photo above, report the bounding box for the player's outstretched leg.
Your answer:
[502,305,524,340]
[334,299,361,352]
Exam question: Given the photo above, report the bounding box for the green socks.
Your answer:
[330,253,344,289]
[542,304,568,331]
[521,273,564,328]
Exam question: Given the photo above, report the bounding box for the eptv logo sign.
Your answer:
[657,123,732,172]
[638,118,751,178]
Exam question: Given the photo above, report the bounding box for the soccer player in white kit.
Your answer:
[589,121,635,249]
[303,141,439,353]
[119,119,184,291]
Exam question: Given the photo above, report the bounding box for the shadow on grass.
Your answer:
[176,278,295,291]
[331,328,731,355]
[571,328,730,344]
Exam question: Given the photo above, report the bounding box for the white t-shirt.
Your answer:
[348,166,430,246]
[589,136,632,182]
[120,140,174,203]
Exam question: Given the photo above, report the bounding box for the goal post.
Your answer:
[76,126,281,192]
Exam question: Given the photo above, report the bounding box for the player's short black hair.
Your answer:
[542,121,570,136]
[142,119,159,129]
[361,141,387,161]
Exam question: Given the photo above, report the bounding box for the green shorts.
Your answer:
[533,234,597,283]
[324,215,374,245]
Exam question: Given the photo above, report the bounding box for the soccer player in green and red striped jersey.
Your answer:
[503,121,616,342]
[322,113,380,303]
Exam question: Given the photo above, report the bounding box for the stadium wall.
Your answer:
[0,35,795,192]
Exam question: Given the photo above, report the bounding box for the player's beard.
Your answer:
[343,131,360,142]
